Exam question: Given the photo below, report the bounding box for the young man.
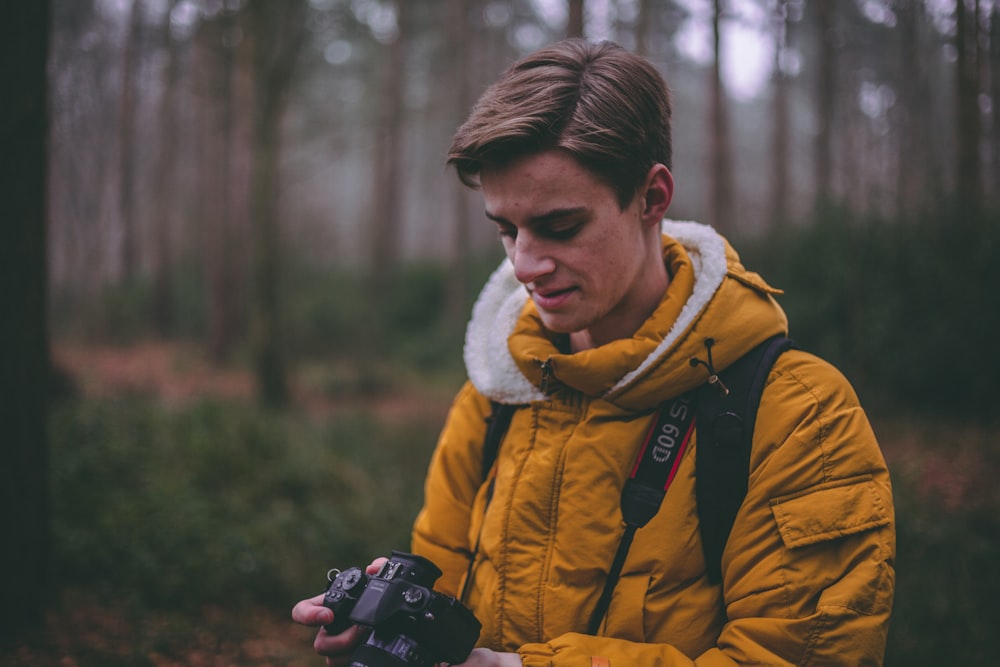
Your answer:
[294,39,895,666]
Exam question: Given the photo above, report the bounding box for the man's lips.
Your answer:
[529,286,577,309]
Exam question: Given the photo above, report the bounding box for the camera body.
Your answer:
[322,551,481,667]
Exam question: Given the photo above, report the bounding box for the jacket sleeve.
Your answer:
[411,381,493,597]
[516,351,896,667]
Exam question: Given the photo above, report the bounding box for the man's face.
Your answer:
[480,150,670,348]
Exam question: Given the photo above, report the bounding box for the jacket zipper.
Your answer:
[539,359,554,394]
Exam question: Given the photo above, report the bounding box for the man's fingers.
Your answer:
[292,593,334,626]
[315,623,363,656]
[365,557,389,574]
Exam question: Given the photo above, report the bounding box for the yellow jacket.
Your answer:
[412,221,895,666]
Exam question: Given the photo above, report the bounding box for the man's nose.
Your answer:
[511,234,556,286]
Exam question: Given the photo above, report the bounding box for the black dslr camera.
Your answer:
[322,551,481,667]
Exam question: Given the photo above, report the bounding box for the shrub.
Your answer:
[49,397,441,611]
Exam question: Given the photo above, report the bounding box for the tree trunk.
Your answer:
[955,0,982,216]
[0,0,51,639]
[567,0,585,38]
[246,0,306,407]
[708,0,734,233]
[369,0,409,299]
[206,10,243,363]
[119,0,142,284]
[634,0,652,56]
[895,0,918,219]
[992,0,1000,210]
[152,0,181,336]
[768,0,790,229]
[814,0,836,208]
[447,0,473,323]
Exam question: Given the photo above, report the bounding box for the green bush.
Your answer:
[49,397,441,611]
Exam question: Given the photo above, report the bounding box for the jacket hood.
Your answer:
[463,220,788,410]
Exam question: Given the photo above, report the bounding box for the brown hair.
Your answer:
[448,39,672,209]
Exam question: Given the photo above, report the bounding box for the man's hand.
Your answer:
[291,558,388,667]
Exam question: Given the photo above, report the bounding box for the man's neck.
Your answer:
[569,254,670,352]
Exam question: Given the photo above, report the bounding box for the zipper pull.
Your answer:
[539,359,555,394]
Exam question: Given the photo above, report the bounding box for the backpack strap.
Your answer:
[695,335,796,585]
[482,401,517,480]
[460,401,518,605]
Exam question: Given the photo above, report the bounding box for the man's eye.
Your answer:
[543,223,582,240]
[497,225,517,239]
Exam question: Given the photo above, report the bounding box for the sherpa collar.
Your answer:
[463,220,731,405]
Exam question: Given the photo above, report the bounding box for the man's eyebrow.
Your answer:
[484,207,589,225]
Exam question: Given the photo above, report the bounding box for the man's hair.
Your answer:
[448,39,672,209]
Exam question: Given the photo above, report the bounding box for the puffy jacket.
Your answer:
[412,221,895,666]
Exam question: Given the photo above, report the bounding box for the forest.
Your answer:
[2,0,999,665]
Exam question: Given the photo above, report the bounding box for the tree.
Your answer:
[119,0,144,285]
[895,0,923,219]
[446,0,475,323]
[245,0,308,406]
[708,0,734,232]
[813,0,837,208]
[152,0,182,335]
[369,0,410,298]
[955,0,983,216]
[195,7,247,362]
[567,0,585,38]
[634,0,653,56]
[992,0,1000,211]
[769,0,791,229]
[0,0,51,639]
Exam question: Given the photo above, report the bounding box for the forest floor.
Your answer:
[51,340,457,424]
[5,341,999,666]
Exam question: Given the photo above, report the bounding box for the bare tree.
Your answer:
[447,0,475,323]
[568,0,585,38]
[369,0,410,298]
[708,0,734,232]
[0,0,51,639]
[769,0,791,229]
[895,0,920,219]
[814,0,837,208]
[195,8,247,362]
[245,0,308,406]
[119,0,143,283]
[152,0,181,335]
[955,0,983,216]
[634,0,653,56]
[992,0,1000,210]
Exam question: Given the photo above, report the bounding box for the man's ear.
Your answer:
[641,164,673,225]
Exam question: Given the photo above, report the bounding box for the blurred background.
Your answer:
[2,0,999,664]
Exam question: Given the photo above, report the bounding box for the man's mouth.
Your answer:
[529,286,576,310]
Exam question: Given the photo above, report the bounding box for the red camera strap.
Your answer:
[588,394,697,634]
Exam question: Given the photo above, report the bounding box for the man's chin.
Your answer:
[536,312,585,337]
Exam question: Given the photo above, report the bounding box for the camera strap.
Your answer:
[586,395,696,634]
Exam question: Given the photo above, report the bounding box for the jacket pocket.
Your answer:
[769,474,891,549]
